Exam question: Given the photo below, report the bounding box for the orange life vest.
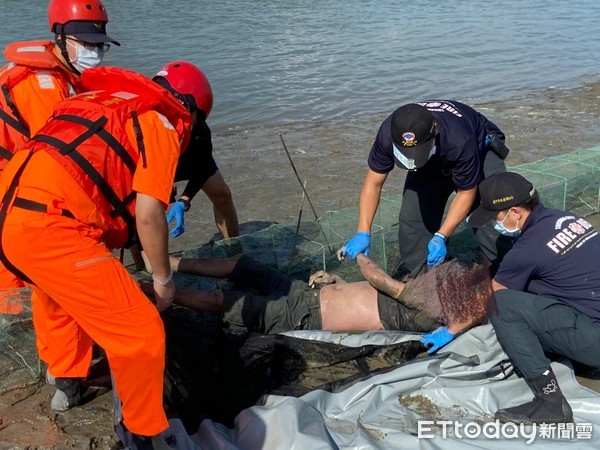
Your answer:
[0,40,79,164]
[25,66,192,249]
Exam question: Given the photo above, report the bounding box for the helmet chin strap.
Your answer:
[55,32,81,75]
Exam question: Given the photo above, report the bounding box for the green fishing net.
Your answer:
[2,146,600,394]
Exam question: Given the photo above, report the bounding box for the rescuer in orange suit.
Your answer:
[0,0,119,292]
[0,63,206,447]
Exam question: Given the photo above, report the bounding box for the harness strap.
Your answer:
[13,197,75,219]
[33,125,136,246]
[111,191,137,219]
[0,84,30,139]
[131,111,147,168]
[0,151,35,284]
[54,115,108,155]
[54,114,136,172]
[34,132,128,212]
[0,146,14,161]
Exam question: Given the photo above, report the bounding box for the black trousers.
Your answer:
[489,289,600,380]
[397,149,507,273]
[222,255,322,333]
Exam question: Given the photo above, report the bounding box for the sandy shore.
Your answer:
[2,81,600,449]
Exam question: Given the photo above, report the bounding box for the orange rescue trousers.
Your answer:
[1,207,168,436]
[0,262,26,315]
[0,261,25,289]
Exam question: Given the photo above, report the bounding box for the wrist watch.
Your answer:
[434,231,447,242]
[179,197,191,212]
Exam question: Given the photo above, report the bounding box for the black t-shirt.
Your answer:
[495,206,600,320]
[174,119,219,201]
[368,100,504,190]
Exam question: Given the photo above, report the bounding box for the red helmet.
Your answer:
[48,0,109,32]
[154,61,213,118]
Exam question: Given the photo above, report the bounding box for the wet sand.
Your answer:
[2,81,600,449]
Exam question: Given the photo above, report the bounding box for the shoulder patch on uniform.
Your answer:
[156,112,175,130]
[36,71,55,90]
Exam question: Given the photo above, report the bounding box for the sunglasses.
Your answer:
[67,37,110,52]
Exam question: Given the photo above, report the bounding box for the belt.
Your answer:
[13,197,75,219]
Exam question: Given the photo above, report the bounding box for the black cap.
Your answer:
[60,21,120,46]
[391,103,436,170]
[468,172,536,228]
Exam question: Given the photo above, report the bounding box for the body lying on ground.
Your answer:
[142,253,492,344]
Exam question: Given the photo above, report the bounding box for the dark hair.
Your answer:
[519,191,540,211]
[153,76,198,114]
[500,190,540,214]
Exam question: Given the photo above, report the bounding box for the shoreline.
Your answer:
[166,79,600,255]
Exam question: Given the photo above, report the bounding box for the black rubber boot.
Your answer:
[495,368,573,424]
[50,377,108,411]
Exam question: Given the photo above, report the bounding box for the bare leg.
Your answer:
[172,286,223,311]
[356,254,406,300]
[168,254,243,278]
[140,251,181,274]
[140,281,223,311]
[319,281,384,331]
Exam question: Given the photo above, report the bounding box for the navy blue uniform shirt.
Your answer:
[495,205,600,320]
[368,100,504,190]
[174,118,219,201]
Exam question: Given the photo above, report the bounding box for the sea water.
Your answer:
[1,0,599,129]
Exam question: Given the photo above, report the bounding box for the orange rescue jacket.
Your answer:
[25,66,192,249]
[0,40,79,165]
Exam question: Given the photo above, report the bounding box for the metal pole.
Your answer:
[278,133,335,254]
[279,133,320,221]
[288,180,307,275]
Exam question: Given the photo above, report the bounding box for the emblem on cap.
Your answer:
[402,131,417,147]
[492,196,515,205]
[93,22,102,29]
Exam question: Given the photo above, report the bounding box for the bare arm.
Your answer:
[202,172,240,239]
[356,253,406,300]
[438,187,477,237]
[139,281,222,312]
[357,169,388,233]
[136,193,174,311]
[492,279,507,292]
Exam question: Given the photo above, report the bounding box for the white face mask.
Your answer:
[392,144,436,171]
[67,40,104,72]
[494,209,520,237]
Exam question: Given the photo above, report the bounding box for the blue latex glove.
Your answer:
[341,232,371,260]
[427,233,447,266]
[166,201,186,238]
[421,327,456,354]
